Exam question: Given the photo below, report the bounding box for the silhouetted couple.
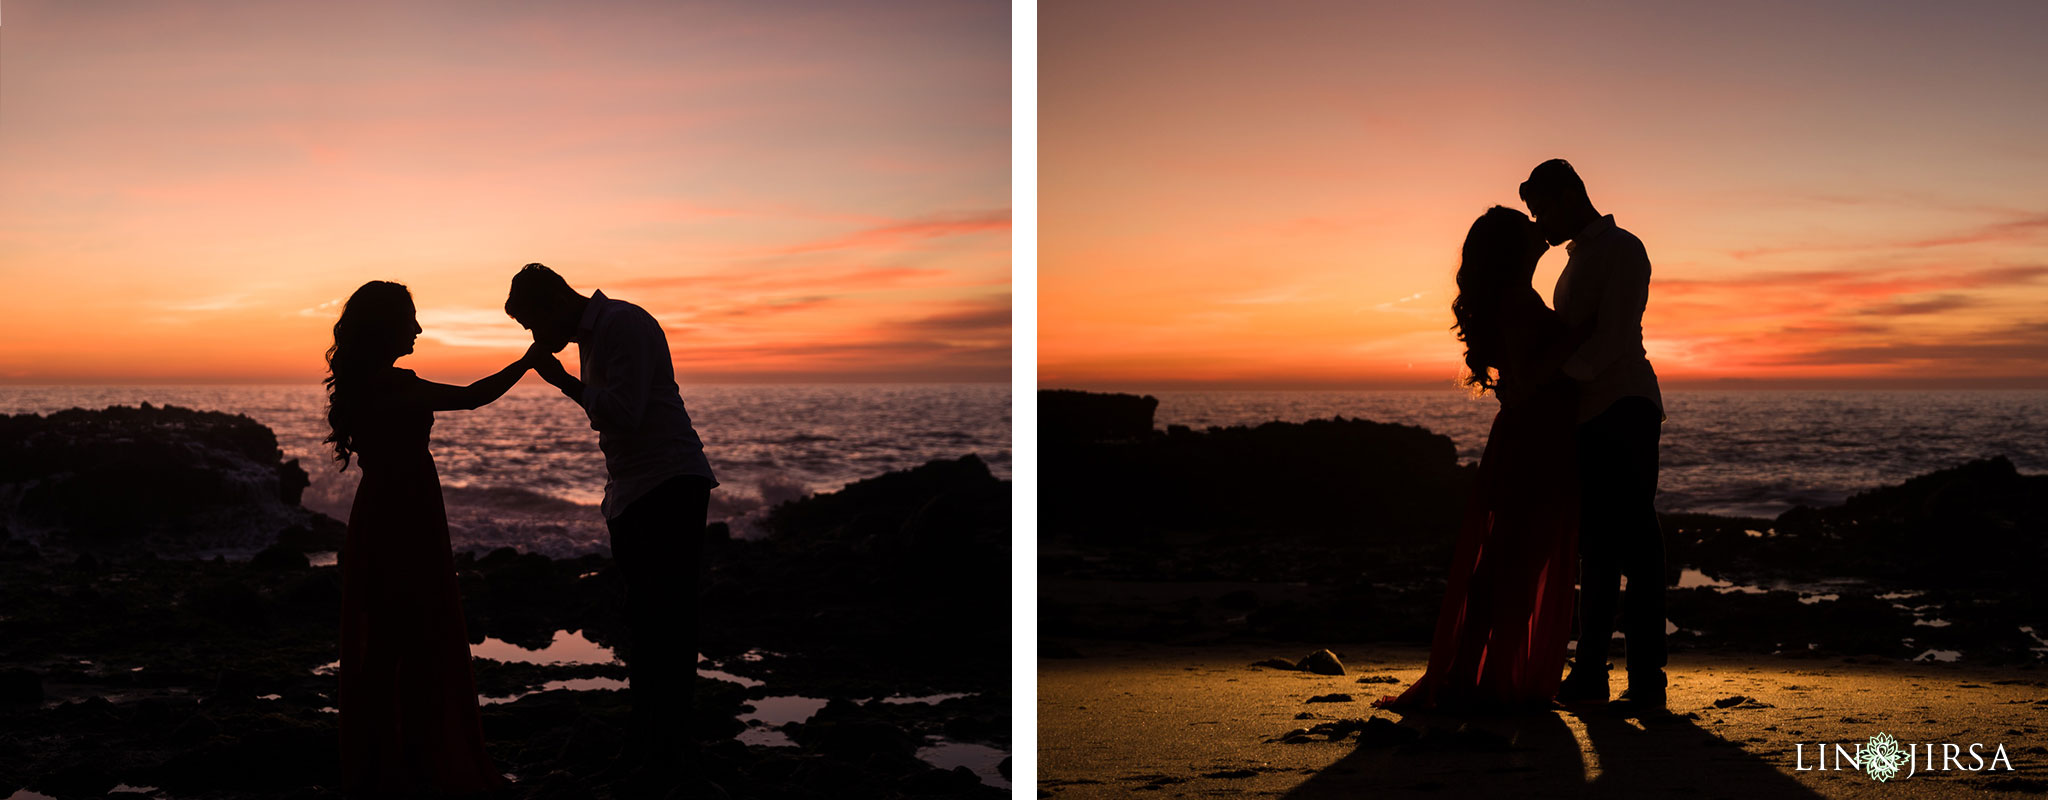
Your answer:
[1377,160,1668,714]
[322,264,715,796]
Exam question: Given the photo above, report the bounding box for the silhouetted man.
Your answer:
[505,263,718,766]
[1520,160,1668,712]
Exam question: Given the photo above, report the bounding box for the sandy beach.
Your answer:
[1040,642,2047,799]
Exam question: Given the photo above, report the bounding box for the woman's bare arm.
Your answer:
[394,359,530,412]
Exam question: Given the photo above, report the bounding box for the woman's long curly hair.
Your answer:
[1450,206,1535,396]
[323,281,414,469]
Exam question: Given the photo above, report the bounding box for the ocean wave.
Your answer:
[438,470,847,556]
[442,484,595,515]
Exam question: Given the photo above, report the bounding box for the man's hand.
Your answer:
[525,342,567,379]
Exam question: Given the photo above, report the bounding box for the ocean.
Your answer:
[1144,389,2048,519]
[0,383,1011,557]
[8,385,2042,548]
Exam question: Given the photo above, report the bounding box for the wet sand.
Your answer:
[1040,642,2047,799]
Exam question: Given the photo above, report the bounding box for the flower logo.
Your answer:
[1863,732,1906,782]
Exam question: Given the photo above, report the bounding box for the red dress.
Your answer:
[339,368,506,795]
[1376,292,1580,711]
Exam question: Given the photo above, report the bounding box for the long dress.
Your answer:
[339,368,506,795]
[1375,290,1580,712]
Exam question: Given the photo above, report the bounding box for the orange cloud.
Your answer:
[760,210,1012,257]
[1730,215,2048,260]
[0,1,1009,385]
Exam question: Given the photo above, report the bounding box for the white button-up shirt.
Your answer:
[573,290,718,518]
[1552,215,1664,423]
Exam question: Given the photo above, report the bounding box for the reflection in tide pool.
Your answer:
[442,631,1009,787]
[696,653,766,688]
[880,692,972,705]
[917,737,1010,790]
[738,696,831,746]
[481,677,628,705]
[732,695,1009,789]
[1676,568,1763,594]
[473,630,618,666]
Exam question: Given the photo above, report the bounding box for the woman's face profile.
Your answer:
[394,307,422,357]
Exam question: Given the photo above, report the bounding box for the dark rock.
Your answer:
[766,455,1006,550]
[898,765,983,795]
[0,444,1014,800]
[274,515,347,552]
[1357,717,1422,747]
[1713,695,1747,708]
[1041,408,1469,542]
[1041,390,1158,442]
[0,405,326,556]
[1769,456,2048,585]
[1300,649,1346,675]
[0,534,41,561]
[186,578,268,628]
[279,569,342,611]
[251,542,309,570]
[0,668,43,706]
[943,713,1002,742]
[209,667,266,703]
[1306,693,1354,703]
[784,699,919,761]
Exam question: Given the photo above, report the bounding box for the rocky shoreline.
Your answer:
[0,405,1010,799]
[1040,390,2048,664]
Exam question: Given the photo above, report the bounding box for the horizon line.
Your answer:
[0,377,1014,388]
[1041,377,2048,392]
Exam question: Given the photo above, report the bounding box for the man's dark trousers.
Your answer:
[607,474,713,750]
[1572,396,1665,685]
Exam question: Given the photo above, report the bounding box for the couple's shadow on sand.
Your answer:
[1281,708,1823,799]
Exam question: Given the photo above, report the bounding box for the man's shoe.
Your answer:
[1615,673,1668,715]
[1554,661,1610,705]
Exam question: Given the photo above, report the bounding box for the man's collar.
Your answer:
[1564,214,1615,255]
[573,290,606,342]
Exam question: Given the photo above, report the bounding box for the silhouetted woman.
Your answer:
[1375,207,1589,712]
[324,281,523,795]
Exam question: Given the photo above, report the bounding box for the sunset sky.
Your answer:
[1041,0,2048,389]
[0,0,1008,384]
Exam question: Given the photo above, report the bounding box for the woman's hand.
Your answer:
[525,341,577,391]
[523,342,556,372]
